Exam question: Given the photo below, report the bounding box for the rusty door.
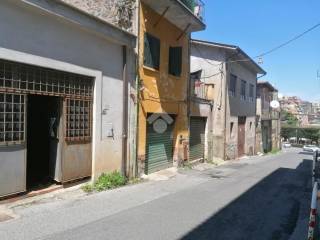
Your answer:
[238,117,246,157]
[61,99,92,182]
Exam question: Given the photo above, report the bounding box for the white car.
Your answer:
[282,142,291,148]
[303,145,320,153]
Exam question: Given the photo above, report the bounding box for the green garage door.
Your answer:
[190,117,206,161]
[146,116,175,174]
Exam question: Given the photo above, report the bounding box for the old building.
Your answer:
[256,81,281,153]
[189,70,214,162]
[191,39,266,161]
[0,0,136,197]
[137,1,205,174]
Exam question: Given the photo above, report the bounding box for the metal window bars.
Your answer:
[0,93,25,145]
[65,98,92,142]
[0,59,94,144]
[0,60,93,99]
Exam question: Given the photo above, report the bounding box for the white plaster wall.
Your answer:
[0,0,136,179]
[191,43,258,160]
[191,44,227,159]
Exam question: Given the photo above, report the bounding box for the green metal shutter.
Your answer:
[190,117,206,161]
[169,47,182,77]
[146,119,174,174]
[143,33,160,70]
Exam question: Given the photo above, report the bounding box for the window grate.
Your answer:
[0,92,25,145]
[0,60,93,99]
[65,98,92,142]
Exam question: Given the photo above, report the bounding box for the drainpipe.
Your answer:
[134,0,141,177]
[223,62,228,160]
[186,33,192,164]
[122,45,128,178]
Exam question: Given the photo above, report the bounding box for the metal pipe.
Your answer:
[122,45,128,178]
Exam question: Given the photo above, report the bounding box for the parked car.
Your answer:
[282,142,291,148]
[302,145,320,153]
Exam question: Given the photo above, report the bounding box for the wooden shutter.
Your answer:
[169,47,182,77]
[144,33,160,70]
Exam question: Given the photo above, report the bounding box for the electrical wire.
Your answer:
[254,22,320,58]
[194,21,320,79]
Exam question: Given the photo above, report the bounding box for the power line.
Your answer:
[194,22,320,80]
[254,22,320,58]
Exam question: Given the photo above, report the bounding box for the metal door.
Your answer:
[61,99,92,182]
[189,117,206,161]
[145,114,175,174]
[238,117,246,157]
[0,93,26,197]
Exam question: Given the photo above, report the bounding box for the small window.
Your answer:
[144,33,160,70]
[229,74,237,97]
[240,80,246,100]
[249,84,254,102]
[169,46,182,77]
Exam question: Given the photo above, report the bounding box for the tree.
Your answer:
[281,110,298,126]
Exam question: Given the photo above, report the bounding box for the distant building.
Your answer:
[191,39,266,160]
[256,81,281,153]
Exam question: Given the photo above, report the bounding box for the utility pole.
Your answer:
[296,128,298,144]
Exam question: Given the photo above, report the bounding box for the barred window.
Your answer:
[0,60,93,98]
[65,99,91,142]
[0,93,25,144]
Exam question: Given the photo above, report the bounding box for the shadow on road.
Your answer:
[298,152,314,156]
[180,159,312,240]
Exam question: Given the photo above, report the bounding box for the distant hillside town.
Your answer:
[280,96,320,127]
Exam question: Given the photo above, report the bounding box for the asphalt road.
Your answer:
[0,148,313,240]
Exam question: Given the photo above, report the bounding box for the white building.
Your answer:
[0,0,136,197]
[191,39,266,160]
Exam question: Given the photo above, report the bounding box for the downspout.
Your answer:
[134,0,141,177]
[122,45,128,177]
[186,33,191,164]
[223,62,228,160]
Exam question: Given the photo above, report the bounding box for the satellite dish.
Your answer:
[270,100,280,109]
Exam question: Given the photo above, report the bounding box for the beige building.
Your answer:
[256,81,281,153]
[190,40,266,160]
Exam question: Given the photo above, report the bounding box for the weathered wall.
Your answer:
[228,62,257,117]
[191,43,258,160]
[191,44,227,160]
[138,3,189,173]
[61,0,136,32]
[0,0,136,180]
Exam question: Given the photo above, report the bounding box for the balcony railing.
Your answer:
[180,0,205,21]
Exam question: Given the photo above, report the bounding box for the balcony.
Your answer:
[190,71,212,102]
[141,0,206,32]
[180,0,205,21]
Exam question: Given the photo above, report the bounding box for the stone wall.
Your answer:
[61,0,135,32]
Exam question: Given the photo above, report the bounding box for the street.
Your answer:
[0,148,312,240]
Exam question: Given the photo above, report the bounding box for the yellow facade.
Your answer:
[137,3,190,169]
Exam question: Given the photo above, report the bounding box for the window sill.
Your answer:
[168,73,182,80]
[143,65,160,74]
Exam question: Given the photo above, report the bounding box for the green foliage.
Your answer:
[81,183,94,193]
[270,148,280,154]
[82,171,127,193]
[94,171,127,192]
[281,110,298,126]
[281,126,320,143]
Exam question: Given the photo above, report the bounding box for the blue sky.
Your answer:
[193,0,320,102]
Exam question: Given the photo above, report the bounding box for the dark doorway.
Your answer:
[238,116,246,157]
[27,95,61,189]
